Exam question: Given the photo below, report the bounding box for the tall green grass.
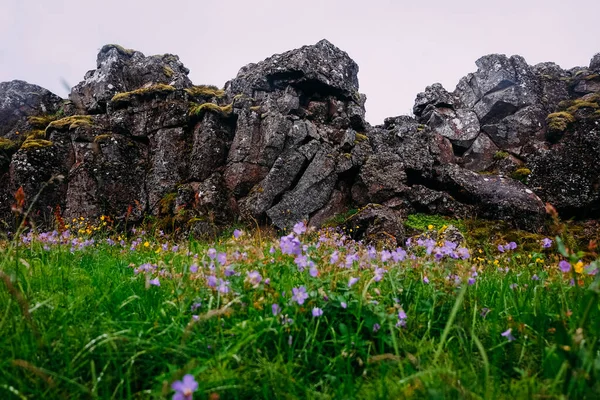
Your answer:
[0,226,598,399]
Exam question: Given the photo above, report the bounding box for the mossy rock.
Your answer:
[249,105,262,112]
[27,115,58,129]
[111,84,176,106]
[546,111,575,132]
[565,100,599,114]
[162,66,174,78]
[493,150,509,160]
[93,134,113,144]
[189,102,233,118]
[185,85,225,99]
[48,115,93,131]
[510,168,531,183]
[354,133,369,143]
[101,44,135,56]
[0,138,17,151]
[20,139,54,150]
[25,130,46,140]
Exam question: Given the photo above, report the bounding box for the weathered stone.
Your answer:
[435,164,545,230]
[481,105,546,151]
[427,108,480,151]
[413,83,455,120]
[462,133,499,171]
[344,204,405,247]
[70,45,192,113]
[0,80,63,138]
[226,39,359,99]
[591,53,600,72]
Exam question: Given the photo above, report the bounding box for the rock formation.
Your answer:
[2,41,599,242]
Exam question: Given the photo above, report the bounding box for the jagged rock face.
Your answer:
[0,80,63,138]
[70,45,192,114]
[1,40,599,233]
[413,50,600,219]
[225,39,359,99]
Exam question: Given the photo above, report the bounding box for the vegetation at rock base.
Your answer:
[405,213,466,233]
[185,85,225,99]
[19,139,54,150]
[110,84,176,106]
[47,115,93,131]
[546,111,575,132]
[189,102,233,118]
[0,212,599,399]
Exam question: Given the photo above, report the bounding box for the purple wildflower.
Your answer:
[541,238,552,248]
[373,323,381,333]
[207,248,217,260]
[423,276,430,284]
[392,248,407,262]
[457,247,470,259]
[291,286,309,305]
[272,303,281,316]
[348,277,359,287]
[217,279,230,294]
[468,277,476,285]
[532,274,540,281]
[312,307,323,317]
[380,250,392,262]
[233,229,243,239]
[480,307,490,318]
[373,267,386,282]
[246,270,262,287]
[559,260,571,273]
[149,277,160,287]
[280,234,301,255]
[309,266,319,278]
[171,374,198,400]
[501,328,516,342]
[498,244,505,253]
[293,221,307,236]
[509,283,518,290]
[216,253,227,265]
[330,251,339,265]
[207,275,217,287]
[189,264,198,273]
[340,301,347,309]
[507,242,517,250]
[191,302,201,311]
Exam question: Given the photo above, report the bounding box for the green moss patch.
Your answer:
[0,138,17,151]
[493,150,509,160]
[100,44,135,56]
[28,115,58,129]
[93,134,114,144]
[111,84,176,106]
[20,139,54,150]
[189,102,233,118]
[546,111,575,132]
[162,66,174,78]
[185,85,225,99]
[510,168,531,183]
[48,115,93,131]
[566,100,599,114]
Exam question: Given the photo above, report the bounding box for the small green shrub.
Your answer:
[20,139,54,150]
[185,85,225,98]
[511,168,531,182]
[493,150,509,160]
[189,102,233,118]
[405,213,466,233]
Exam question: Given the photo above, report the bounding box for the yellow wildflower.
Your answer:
[574,261,585,274]
[427,224,434,230]
[144,241,150,248]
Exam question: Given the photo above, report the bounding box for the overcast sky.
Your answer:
[1,0,599,124]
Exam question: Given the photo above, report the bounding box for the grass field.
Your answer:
[0,217,599,399]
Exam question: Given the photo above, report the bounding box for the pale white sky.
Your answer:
[1,0,599,124]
